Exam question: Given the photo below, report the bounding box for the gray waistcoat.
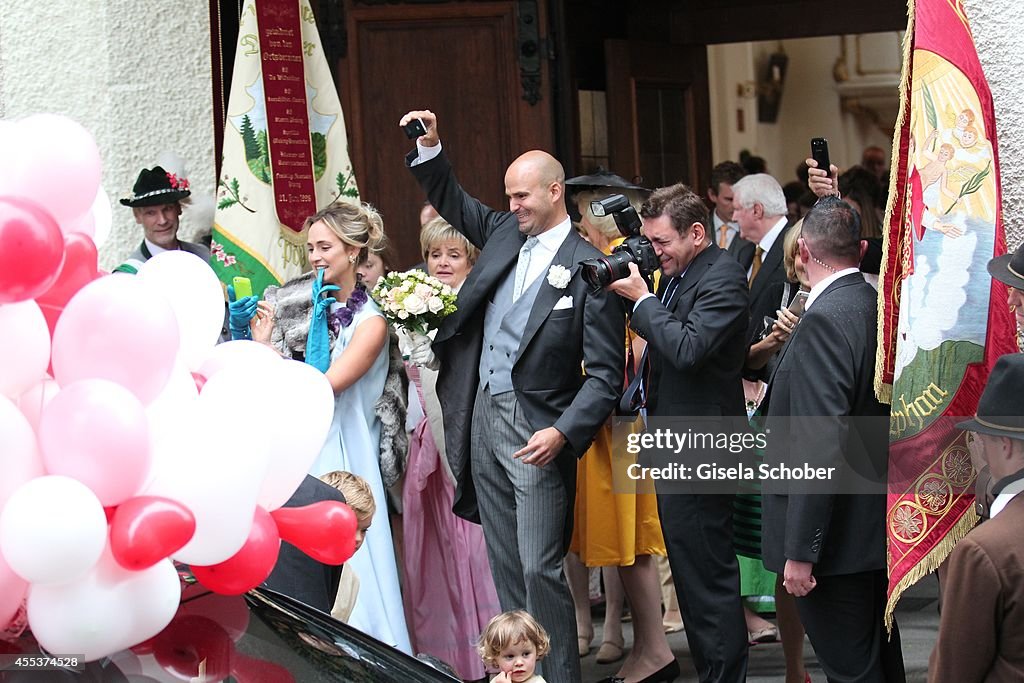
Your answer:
[479,264,545,395]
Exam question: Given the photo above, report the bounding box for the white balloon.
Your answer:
[137,251,225,370]
[28,548,180,662]
[144,359,199,476]
[91,186,113,248]
[196,339,280,381]
[257,360,335,509]
[0,475,106,584]
[0,395,44,510]
[0,301,51,399]
[144,366,273,565]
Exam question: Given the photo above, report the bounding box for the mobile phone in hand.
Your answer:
[810,138,831,175]
[402,118,427,139]
[232,276,253,300]
[788,290,810,317]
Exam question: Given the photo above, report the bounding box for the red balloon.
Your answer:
[0,196,65,304]
[152,612,295,683]
[191,507,280,595]
[153,614,232,681]
[110,497,197,571]
[271,501,358,565]
[232,651,297,683]
[35,231,100,335]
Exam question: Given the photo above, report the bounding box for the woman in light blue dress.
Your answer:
[249,202,412,653]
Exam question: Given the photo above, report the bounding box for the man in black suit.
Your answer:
[608,183,750,683]
[707,161,755,270]
[761,197,904,681]
[262,475,345,613]
[731,173,797,377]
[401,109,624,683]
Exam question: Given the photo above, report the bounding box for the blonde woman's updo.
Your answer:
[303,201,386,266]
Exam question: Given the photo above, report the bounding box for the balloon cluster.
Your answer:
[0,114,357,662]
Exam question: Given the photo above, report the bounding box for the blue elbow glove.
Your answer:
[227,284,259,341]
[305,269,340,372]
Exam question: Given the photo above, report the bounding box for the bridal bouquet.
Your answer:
[371,269,457,335]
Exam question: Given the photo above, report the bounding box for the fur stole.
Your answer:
[263,271,321,358]
[376,330,409,488]
[264,273,409,487]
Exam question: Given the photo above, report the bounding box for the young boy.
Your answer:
[320,470,376,622]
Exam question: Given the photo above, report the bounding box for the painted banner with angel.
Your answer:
[877,0,1017,627]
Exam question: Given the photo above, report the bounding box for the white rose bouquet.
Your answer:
[371,269,458,336]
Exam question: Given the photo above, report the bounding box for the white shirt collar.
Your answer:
[144,238,179,256]
[712,211,738,232]
[990,471,1024,518]
[805,267,861,311]
[533,217,572,252]
[757,216,788,254]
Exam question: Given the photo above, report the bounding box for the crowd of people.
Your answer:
[111,108,1024,683]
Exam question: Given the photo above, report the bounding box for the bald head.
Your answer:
[504,150,568,236]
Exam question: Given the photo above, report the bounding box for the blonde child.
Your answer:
[319,470,376,622]
[478,610,551,683]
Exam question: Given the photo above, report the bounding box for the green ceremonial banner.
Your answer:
[211,0,359,297]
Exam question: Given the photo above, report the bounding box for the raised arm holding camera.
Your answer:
[401,109,624,683]
[607,183,751,683]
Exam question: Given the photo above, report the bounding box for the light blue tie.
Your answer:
[513,236,539,302]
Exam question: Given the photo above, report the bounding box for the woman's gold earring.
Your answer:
[1011,305,1017,313]
[349,255,357,264]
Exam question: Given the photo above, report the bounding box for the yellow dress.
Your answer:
[569,243,665,566]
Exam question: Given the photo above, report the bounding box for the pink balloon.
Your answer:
[38,379,151,506]
[0,550,27,631]
[61,207,96,239]
[0,301,51,399]
[51,275,180,404]
[0,114,102,224]
[0,395,44,510]
[15,377,60,432]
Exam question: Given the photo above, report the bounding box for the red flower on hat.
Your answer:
[166,172,189,191]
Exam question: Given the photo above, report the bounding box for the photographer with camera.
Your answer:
[606,183,751,683]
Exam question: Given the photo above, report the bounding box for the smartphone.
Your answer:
[810,138,831,175]
[788,290,810,317]
[232,276,253,300]
[402,118,427,139]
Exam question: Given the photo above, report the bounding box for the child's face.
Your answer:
[497,639,538,682]
[354,515,372,553]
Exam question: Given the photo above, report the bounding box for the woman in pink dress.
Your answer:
[402,217,500,680]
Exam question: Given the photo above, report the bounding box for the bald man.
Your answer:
[402,110,624,683]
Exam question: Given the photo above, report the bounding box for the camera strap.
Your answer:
[619,329,649,415]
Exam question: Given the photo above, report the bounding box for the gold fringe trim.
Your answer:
[875,0,917,406]
[885,504,977,632]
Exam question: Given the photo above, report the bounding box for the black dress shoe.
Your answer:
[636,660,681,683]
[593,659,681,683]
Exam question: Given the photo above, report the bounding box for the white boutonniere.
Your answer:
[547,264,571,289]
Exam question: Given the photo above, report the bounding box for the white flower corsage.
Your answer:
[546,264,571,289]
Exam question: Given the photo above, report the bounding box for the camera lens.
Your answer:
[581,258,614,289]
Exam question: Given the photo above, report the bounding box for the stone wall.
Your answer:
[0,0,214,269]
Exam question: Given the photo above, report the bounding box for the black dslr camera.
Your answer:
[580,194,659,290]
